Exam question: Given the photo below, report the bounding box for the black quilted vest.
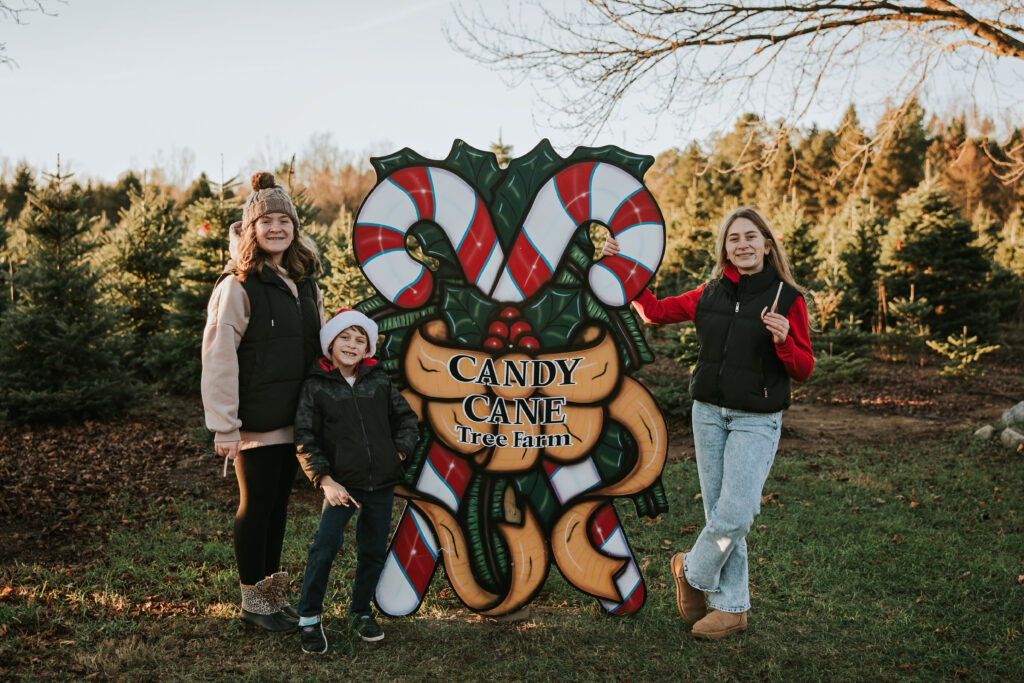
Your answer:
[689,263,799,413]
[235,266,320,431]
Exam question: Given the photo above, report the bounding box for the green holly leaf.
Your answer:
[370,147,433,181]
[441,285,498,345]
[408,222,463,280]
[521,287,583,348]
[490,139,564,249]
[566,145,655,182]
[444,140,502,203]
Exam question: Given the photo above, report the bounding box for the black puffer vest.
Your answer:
[689,263,799,413]
[234,266,320,431]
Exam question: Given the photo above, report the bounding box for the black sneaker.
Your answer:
[354,614,384,642]
[299,620,328,654]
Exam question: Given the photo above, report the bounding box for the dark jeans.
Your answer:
[297,487,394,618]
[234,443,298,585]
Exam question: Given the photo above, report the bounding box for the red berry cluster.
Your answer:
[484,306,539,351]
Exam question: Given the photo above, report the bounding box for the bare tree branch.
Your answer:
[450,1,1024,179]
[0,1,64,68]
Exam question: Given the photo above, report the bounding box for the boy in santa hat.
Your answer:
[292,309,419,654]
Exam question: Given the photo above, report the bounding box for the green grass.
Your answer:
[2,436,1022,681]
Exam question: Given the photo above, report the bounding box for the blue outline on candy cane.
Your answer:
[474,240,499,287]
[521,228,555,275]
[387,176,422,220]
[587,162,600,219]
[613,221,663,238]
[606,577,642,614]
[455,196,479,254]
[607,186,644,227]
[410,508,440,562]
[362,247,407,266]
[425,456,460,514]
[426,167,438,221]
[501,264,527,299]
[612,252,655,275]
[394,264,427,300]
[553,177,578,226]
[592,262,628,304]
[355,221,408,236]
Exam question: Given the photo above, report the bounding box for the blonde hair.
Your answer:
[235,225,322,283]
[711,207,806,296]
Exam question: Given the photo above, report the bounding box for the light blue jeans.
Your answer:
[684,399,782,613]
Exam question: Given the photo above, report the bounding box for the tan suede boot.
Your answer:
[670,552,707,624]
[692,609,747,639]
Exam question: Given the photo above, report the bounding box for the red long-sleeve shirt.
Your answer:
[632,264,814,382]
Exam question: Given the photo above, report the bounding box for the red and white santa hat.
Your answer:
[320,308,379,358]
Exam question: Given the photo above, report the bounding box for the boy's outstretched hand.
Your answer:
[320,476,360,508]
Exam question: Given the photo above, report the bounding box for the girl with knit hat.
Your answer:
[201,172,324,632]
[292,309,419,654]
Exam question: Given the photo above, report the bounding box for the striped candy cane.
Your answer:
[491,161,664,307]
[354,161,664,308]
[354,166,504,308]
[375,442,472,616]
[542,457,646,615]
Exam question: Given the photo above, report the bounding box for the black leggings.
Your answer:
[234,443,299,585]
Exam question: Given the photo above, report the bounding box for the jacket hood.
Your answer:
[311,356,379,380]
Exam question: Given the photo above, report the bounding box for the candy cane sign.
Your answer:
[353,159,664,308]
[353,141,670,619]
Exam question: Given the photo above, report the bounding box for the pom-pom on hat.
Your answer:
[241,172,301,234]
[320,308,378,359]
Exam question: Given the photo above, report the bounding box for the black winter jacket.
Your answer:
[294,358,419,491]
[689,262,800,413]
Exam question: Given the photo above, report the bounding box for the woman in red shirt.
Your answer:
[604,206,813,639]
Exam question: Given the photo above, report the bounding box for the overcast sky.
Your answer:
[1,0,1020,184]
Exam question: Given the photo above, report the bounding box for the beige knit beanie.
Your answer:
[242,172,301,232]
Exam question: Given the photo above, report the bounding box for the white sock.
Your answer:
[298,616,320,627]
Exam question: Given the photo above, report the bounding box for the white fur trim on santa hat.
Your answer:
[320,309,378,358]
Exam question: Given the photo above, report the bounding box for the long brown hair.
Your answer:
[234,223,322,282]
[711,207,806,296]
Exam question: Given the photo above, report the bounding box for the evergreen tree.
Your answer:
[489,134,514,169]
[867,99,929,216]
[85,171,142,222]
[0,170,139,423]
[791,125,838,220]
[771,195,818,285]
[880,177,997,340]
[147,191,239,393]
[830,105,870,203]
[102,185,184,375]
[836,197,887,331]
[182,172,215,207]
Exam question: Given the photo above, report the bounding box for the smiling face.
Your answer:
[329,326,370,376]
[254,212,295,263]
[724,216,771,275]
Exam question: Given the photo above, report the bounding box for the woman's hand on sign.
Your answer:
[601,236,620,258]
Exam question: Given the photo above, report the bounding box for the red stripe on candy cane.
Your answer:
[456,202,499,285]
[394,268,433,308]
[608,190,660,235]
[353,224,406,262]
[389,513,438,590]
[504,236,554,298]
[588,501,620,547]
[597,255,653,302]
[389,167,435,220]
[554,161,597,226]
